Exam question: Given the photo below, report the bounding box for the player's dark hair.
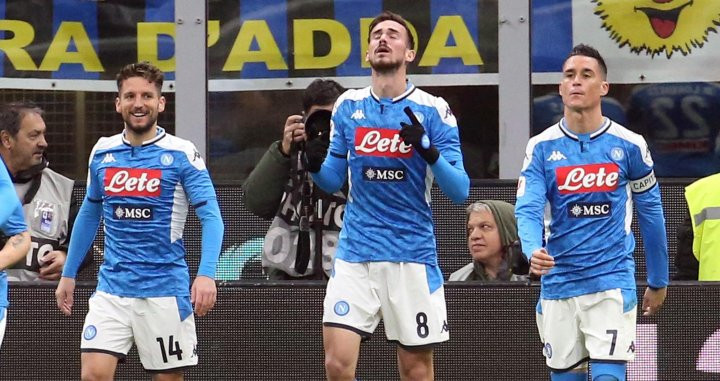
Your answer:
[116,61,164,94]
[367,11,415,50]
[566,44,607,79]
[302,79,345,113]
[0,101,44,137]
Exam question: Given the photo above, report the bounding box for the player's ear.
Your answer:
[158,95,166,113]
[600,81,609,97]
[405,48,416,63]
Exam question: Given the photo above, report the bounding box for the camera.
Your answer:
[303,109,332,143]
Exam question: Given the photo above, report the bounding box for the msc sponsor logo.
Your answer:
[568,202,611,218]
[363,166,406,182]
[104,168,161,196]
[354,127,412,158]
[113,204,154,221]
[556,163,619,194]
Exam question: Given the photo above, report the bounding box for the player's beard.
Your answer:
[124,112,157,135]
[369,56,404,75]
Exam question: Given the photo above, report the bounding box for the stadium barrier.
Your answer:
[0,282,717,380]
[72,179,692,282]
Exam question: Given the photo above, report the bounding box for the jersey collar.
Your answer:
[122,126,167,147]
[370,82,416,104]
[559,117,611,141]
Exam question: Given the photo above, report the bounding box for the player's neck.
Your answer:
[563,108,604,135]
[124,125,158,146]
[371,70,407,99]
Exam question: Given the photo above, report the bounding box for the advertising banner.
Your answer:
[0,0,498,89]
[533,0,720,83]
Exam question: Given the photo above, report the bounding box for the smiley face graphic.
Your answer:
[593,0,720,57]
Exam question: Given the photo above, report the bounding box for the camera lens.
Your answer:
[304,109,332,142]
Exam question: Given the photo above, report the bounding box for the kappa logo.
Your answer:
[101,153,116,164]
[441,320,449,333]
[546,150,567,162]
[351,109,365,120]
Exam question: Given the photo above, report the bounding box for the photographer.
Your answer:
[243,79,346,280]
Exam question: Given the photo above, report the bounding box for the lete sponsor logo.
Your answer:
[104,168,161,196]
[354,127,412,158]
[556,163,619,194]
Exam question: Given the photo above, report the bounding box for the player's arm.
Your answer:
[514,139,548,261]
[193,197,223,317]
[307,104,348,193]
[628,140,669,315]
[180,144,224,316]
[0,178,29,270]
[57,148,104,315]
[0,231,30,270]
[400,105,468,203]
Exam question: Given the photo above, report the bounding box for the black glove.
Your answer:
[303,138,329,173]
[399,106,439,164]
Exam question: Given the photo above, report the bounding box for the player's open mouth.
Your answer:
[635,0,693,39]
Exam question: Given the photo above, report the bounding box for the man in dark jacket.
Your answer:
[243,79,346,280]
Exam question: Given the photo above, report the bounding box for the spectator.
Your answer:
[684,172,720,280]
[243,79,346,280]
[0,101,78,282]
[449,200,527,282]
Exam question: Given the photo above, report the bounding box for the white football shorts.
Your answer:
[323,259,449,348]
[536,288,637,370]
[81,291,198,372]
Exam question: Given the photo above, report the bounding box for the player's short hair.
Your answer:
[565,44,607,79]
[367,11,415,50]
[116,61,164,94]
[302,79,345,113]
[0,101,44,137]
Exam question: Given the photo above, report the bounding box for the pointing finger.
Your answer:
[403,106,420,125]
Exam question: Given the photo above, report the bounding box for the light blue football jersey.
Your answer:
[327,84,464,265]
[84,127,217,297]
[516,118,669,300]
